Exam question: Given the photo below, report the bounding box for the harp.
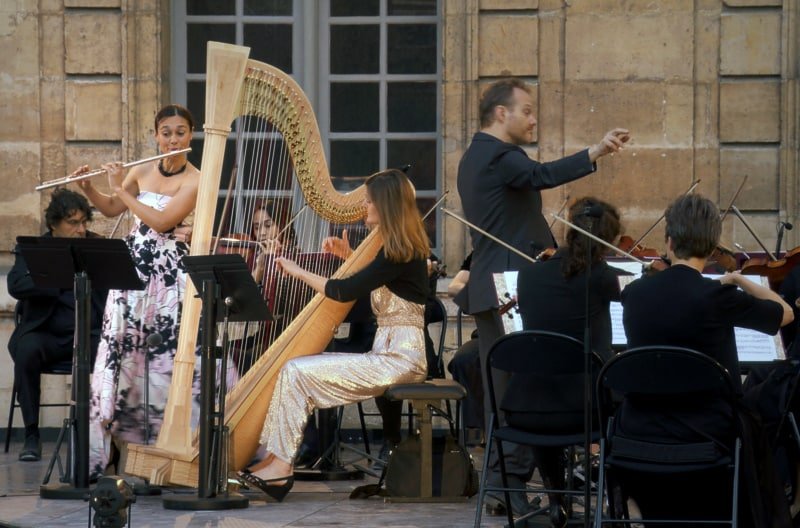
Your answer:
[122,42,381,487]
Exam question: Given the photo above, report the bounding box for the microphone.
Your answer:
[776,221,793,256]
[578,204,604,219]
[146,333,162,348]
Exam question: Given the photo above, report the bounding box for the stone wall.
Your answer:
[441,0,799,267]
[0,0,169,430]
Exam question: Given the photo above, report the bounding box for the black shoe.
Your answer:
[371,442,392,472]
[238,472,295,502]
[19,434,41,462]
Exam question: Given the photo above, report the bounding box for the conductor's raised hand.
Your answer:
[322,228,353,260]
[588,128,631,162]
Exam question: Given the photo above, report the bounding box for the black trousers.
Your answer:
[9,331,98,430]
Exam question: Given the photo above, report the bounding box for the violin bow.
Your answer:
[730,205,778,261]
[548,193,570,230]
[719,175,747,225]
[423,191,448,221]
[552,214,647,265]
[212,162,239,255]
[630,179,701,250]
[442,207,539,266]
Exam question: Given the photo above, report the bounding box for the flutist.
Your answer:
[75,104,201,481]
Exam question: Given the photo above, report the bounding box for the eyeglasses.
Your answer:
[64,218,91,227]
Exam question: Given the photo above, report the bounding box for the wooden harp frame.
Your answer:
[122,42,382,487]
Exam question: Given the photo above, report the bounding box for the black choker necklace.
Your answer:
[158,159,187,177]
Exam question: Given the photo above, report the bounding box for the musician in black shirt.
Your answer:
[238,169,430,501]
[620,194,793,528]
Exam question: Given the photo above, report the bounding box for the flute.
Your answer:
[35,148,192,191]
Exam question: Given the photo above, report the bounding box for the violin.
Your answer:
[214,233,258,265]
[707,244,738,273]
[740,246,800,291]
[616,235,661,259]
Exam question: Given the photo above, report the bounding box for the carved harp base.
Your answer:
[122,443,199,488]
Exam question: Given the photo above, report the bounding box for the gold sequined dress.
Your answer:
[260,285,428,463]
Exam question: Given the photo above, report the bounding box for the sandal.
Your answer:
[238,471,294,502]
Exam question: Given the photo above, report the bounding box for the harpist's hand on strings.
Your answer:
[274,256,301,278]
[322,229,353,260]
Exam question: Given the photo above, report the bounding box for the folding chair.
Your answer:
[595,346,741,527]
[473,330,604,528]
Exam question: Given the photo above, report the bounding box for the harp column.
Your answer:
[156,42,251,454]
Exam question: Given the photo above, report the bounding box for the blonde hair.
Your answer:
[365,169,430,263]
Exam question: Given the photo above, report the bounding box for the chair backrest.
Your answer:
[597,346,737,431]
[485,330,604,429]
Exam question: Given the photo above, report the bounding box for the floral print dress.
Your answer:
[88,191,200,479]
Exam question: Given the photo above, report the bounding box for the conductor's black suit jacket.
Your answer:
[455,132,596,314]
[7,231,108,357]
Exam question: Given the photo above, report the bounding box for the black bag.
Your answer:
[384,434,478,498]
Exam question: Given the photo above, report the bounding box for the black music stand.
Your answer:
[163,254,269,511]
[14,236,143,501]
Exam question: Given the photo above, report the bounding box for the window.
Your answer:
[172,0,441,248]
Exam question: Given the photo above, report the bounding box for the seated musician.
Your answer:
[227,201,303,373]
[619,193,793,528]
[7,189,108,461]
[237,168,430,501]
[447,252,485,446]
[514,197,624,527]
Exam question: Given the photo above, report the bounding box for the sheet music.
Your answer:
[613,272,785,362]
[493,271,523,334]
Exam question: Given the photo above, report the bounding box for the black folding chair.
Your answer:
[595,346,741,527]
[473,330,604,528]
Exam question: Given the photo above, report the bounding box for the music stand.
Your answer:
[14,236,143,500]
[163,254,269,511]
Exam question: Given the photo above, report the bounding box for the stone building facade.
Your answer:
[0,1,797,430]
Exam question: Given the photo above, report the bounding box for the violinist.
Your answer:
[513,197,624,526]
[779,265,800,357]
[619,193,793,528]
[518,197,625,361]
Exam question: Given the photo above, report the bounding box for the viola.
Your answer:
[740,245,800,291]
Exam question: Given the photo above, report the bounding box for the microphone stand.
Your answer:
[581,217,594,528]
[776,221,793,259]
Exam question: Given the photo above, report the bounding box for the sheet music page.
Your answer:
[704,274,785,362]
[492,271,523,334]
[611,272,784,361]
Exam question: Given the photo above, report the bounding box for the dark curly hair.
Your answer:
[45,188,93,232]
[561,197,621,279]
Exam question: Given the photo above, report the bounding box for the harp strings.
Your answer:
[219,74,359,384]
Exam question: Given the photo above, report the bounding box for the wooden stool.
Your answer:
[383,378,467,501]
